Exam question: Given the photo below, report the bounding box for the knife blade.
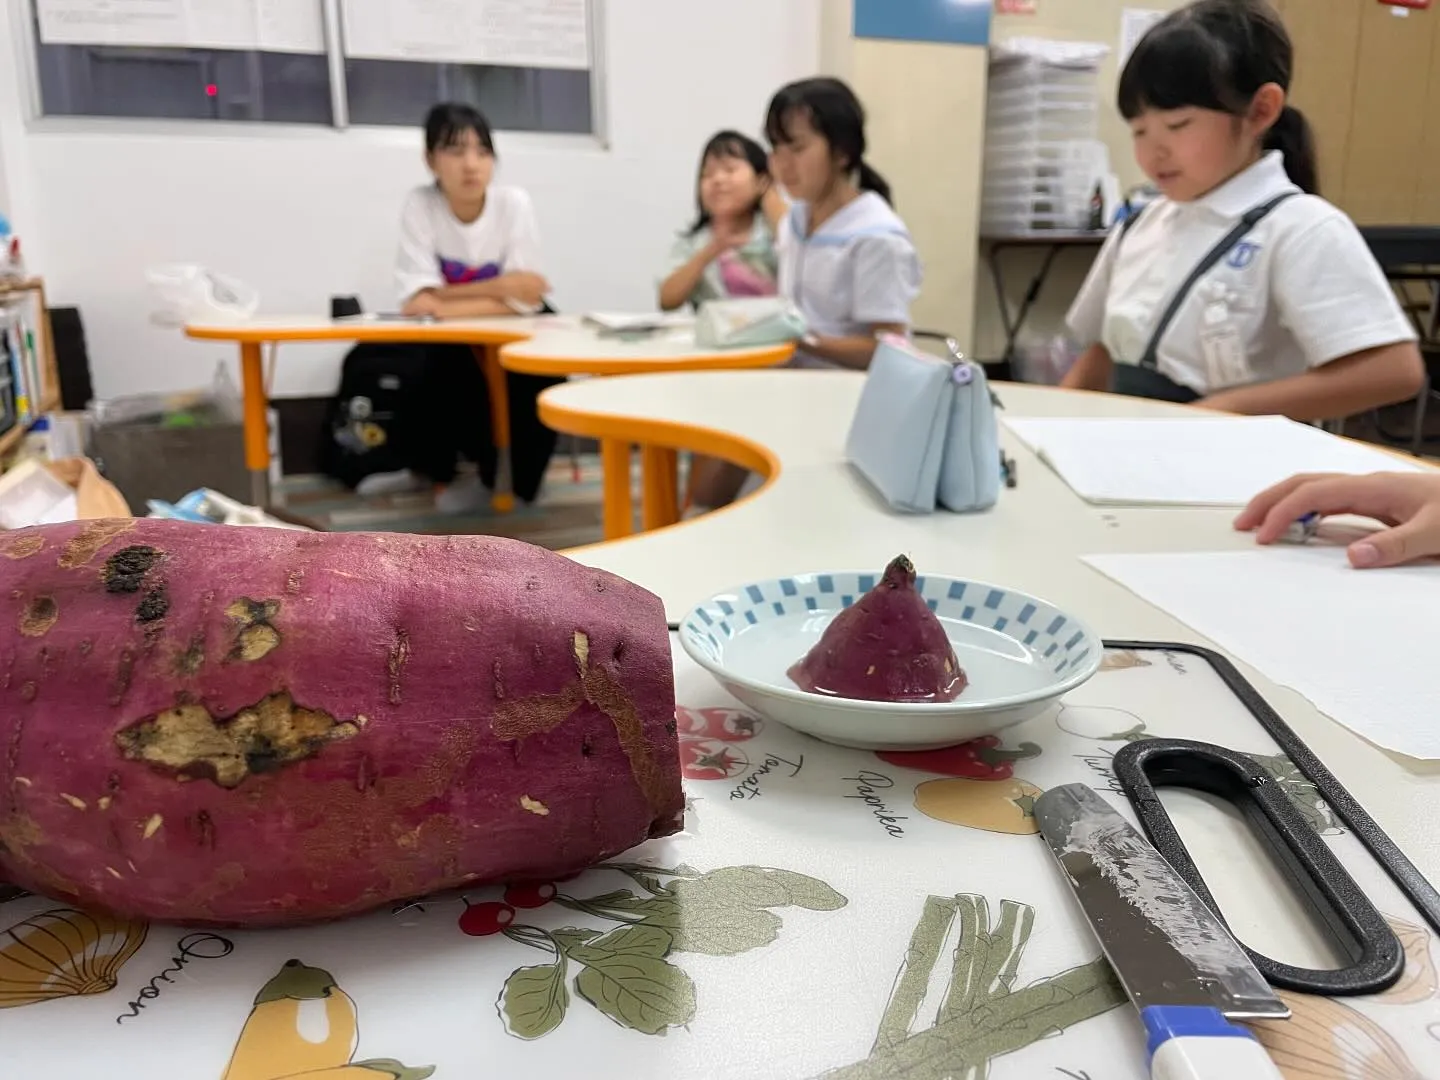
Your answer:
[1036,783,1289,1080]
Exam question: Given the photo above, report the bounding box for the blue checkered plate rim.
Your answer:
[678,570,1103,712]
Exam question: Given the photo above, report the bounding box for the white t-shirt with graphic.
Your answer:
[1067,151,1415,395]
[395,184,542,307]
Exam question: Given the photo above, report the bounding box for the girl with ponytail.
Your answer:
[1063,0,1422,420]
[764,77,922,370]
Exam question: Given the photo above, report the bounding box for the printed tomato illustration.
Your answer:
[458,902,516,937]
[675,706,763,742]
[913,778,1044,835]
[503,883,558,910]
[877,737,1041,781]
[679,740,751,781]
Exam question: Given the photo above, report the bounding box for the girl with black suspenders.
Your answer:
[1062,0,1423,421]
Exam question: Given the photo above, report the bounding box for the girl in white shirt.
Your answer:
[397,103,550,318]
[764,78,923,370]
[392,103,560,512]
[1063,0,1423,421]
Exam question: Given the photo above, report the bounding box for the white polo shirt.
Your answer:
[1067,152,1415,394]
[777,192,923,369]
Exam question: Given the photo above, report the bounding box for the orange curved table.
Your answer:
[184,314,792,533]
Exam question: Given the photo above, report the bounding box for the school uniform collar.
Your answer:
[789,192,905,241]
[1194,151,1297,220]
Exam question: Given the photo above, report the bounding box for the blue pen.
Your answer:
[1281,512,1321,545]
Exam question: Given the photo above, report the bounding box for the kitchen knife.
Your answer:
[1036,783,1289,1080]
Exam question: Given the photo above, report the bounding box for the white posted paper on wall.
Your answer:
[1084,547,1440,760]
[1120,8,1167,65]
[340,0,590,70]
[36,0,324,53]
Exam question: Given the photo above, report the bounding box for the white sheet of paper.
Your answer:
[340,0,590,70]
[582,312,693,332]
[1120,7,1167,65]
[1003,415,1424,506]
[1083,547,1440,759]
[37,0,323,53]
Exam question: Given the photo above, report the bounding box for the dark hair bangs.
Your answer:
[764,90,813,148]
[1118,20,1245,119]
[425,103,496,155]
[702,132,763,171]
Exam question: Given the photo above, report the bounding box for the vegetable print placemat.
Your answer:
[3,641,1438,1078]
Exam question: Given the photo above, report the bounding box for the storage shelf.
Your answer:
[1,277,58,464]
[0,278,43,299]
[0,392,61,458]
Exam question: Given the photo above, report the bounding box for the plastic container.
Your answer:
[987,83,1098,114]
[146,264,259,327]
[989,63,1099,96]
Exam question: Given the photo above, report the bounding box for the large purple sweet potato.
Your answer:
[0,519,683,927]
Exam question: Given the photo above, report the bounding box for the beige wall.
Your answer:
[824,0,988,348]
[822,0,1192,360]
[973,0,1193,361]
[855,40,989,344]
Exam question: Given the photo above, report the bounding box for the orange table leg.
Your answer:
[239,342,272,507]
[640,445,680,533]
[475,345,515,513]
[600,438,634,540]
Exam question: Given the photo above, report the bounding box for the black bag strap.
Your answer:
[1135,191,1300,370]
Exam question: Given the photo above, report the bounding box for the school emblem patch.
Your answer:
[1227,240,1261,270]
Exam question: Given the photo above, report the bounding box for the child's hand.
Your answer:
[402,291,445,318]
[500,271,550,307]
[710,218,752,251]
[1235,471,1440,568]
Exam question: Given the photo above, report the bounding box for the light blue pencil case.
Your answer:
[694,297,808,349]
[844,335,1001,515]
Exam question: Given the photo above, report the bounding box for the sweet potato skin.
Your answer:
[0,519,683,927]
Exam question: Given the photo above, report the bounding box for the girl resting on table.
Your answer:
[1239,471,1440,569]
[398,102,549,319]
[659,131,780,312]
[391,102,560,513]
[1061,0,1423,421]
[764,77,923,371]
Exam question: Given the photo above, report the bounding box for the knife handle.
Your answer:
[1142,1007,1283,1080]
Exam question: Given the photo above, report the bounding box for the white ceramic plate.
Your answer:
[678,570,1103,751]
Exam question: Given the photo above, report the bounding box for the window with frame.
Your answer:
[26,0,597,134]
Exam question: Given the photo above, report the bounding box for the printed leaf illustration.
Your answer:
[820,894,1125,1078]
[223,960,434,1080]
[499,963,569,1040]
[499,864,847,1039]
[1376,914,1438,1005]
[668,902,783,957]
[1249,752,1343,837]
[573,952,697,1035]
[549,927,604,951]
[678,866,792,909]
[570,924,673,962]
[0,907,147,1010]
[1249,989,1422,1078]
[750,868,849,911]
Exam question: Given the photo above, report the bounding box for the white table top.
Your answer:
[184,313,794,374]
[545,370,1440,885]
